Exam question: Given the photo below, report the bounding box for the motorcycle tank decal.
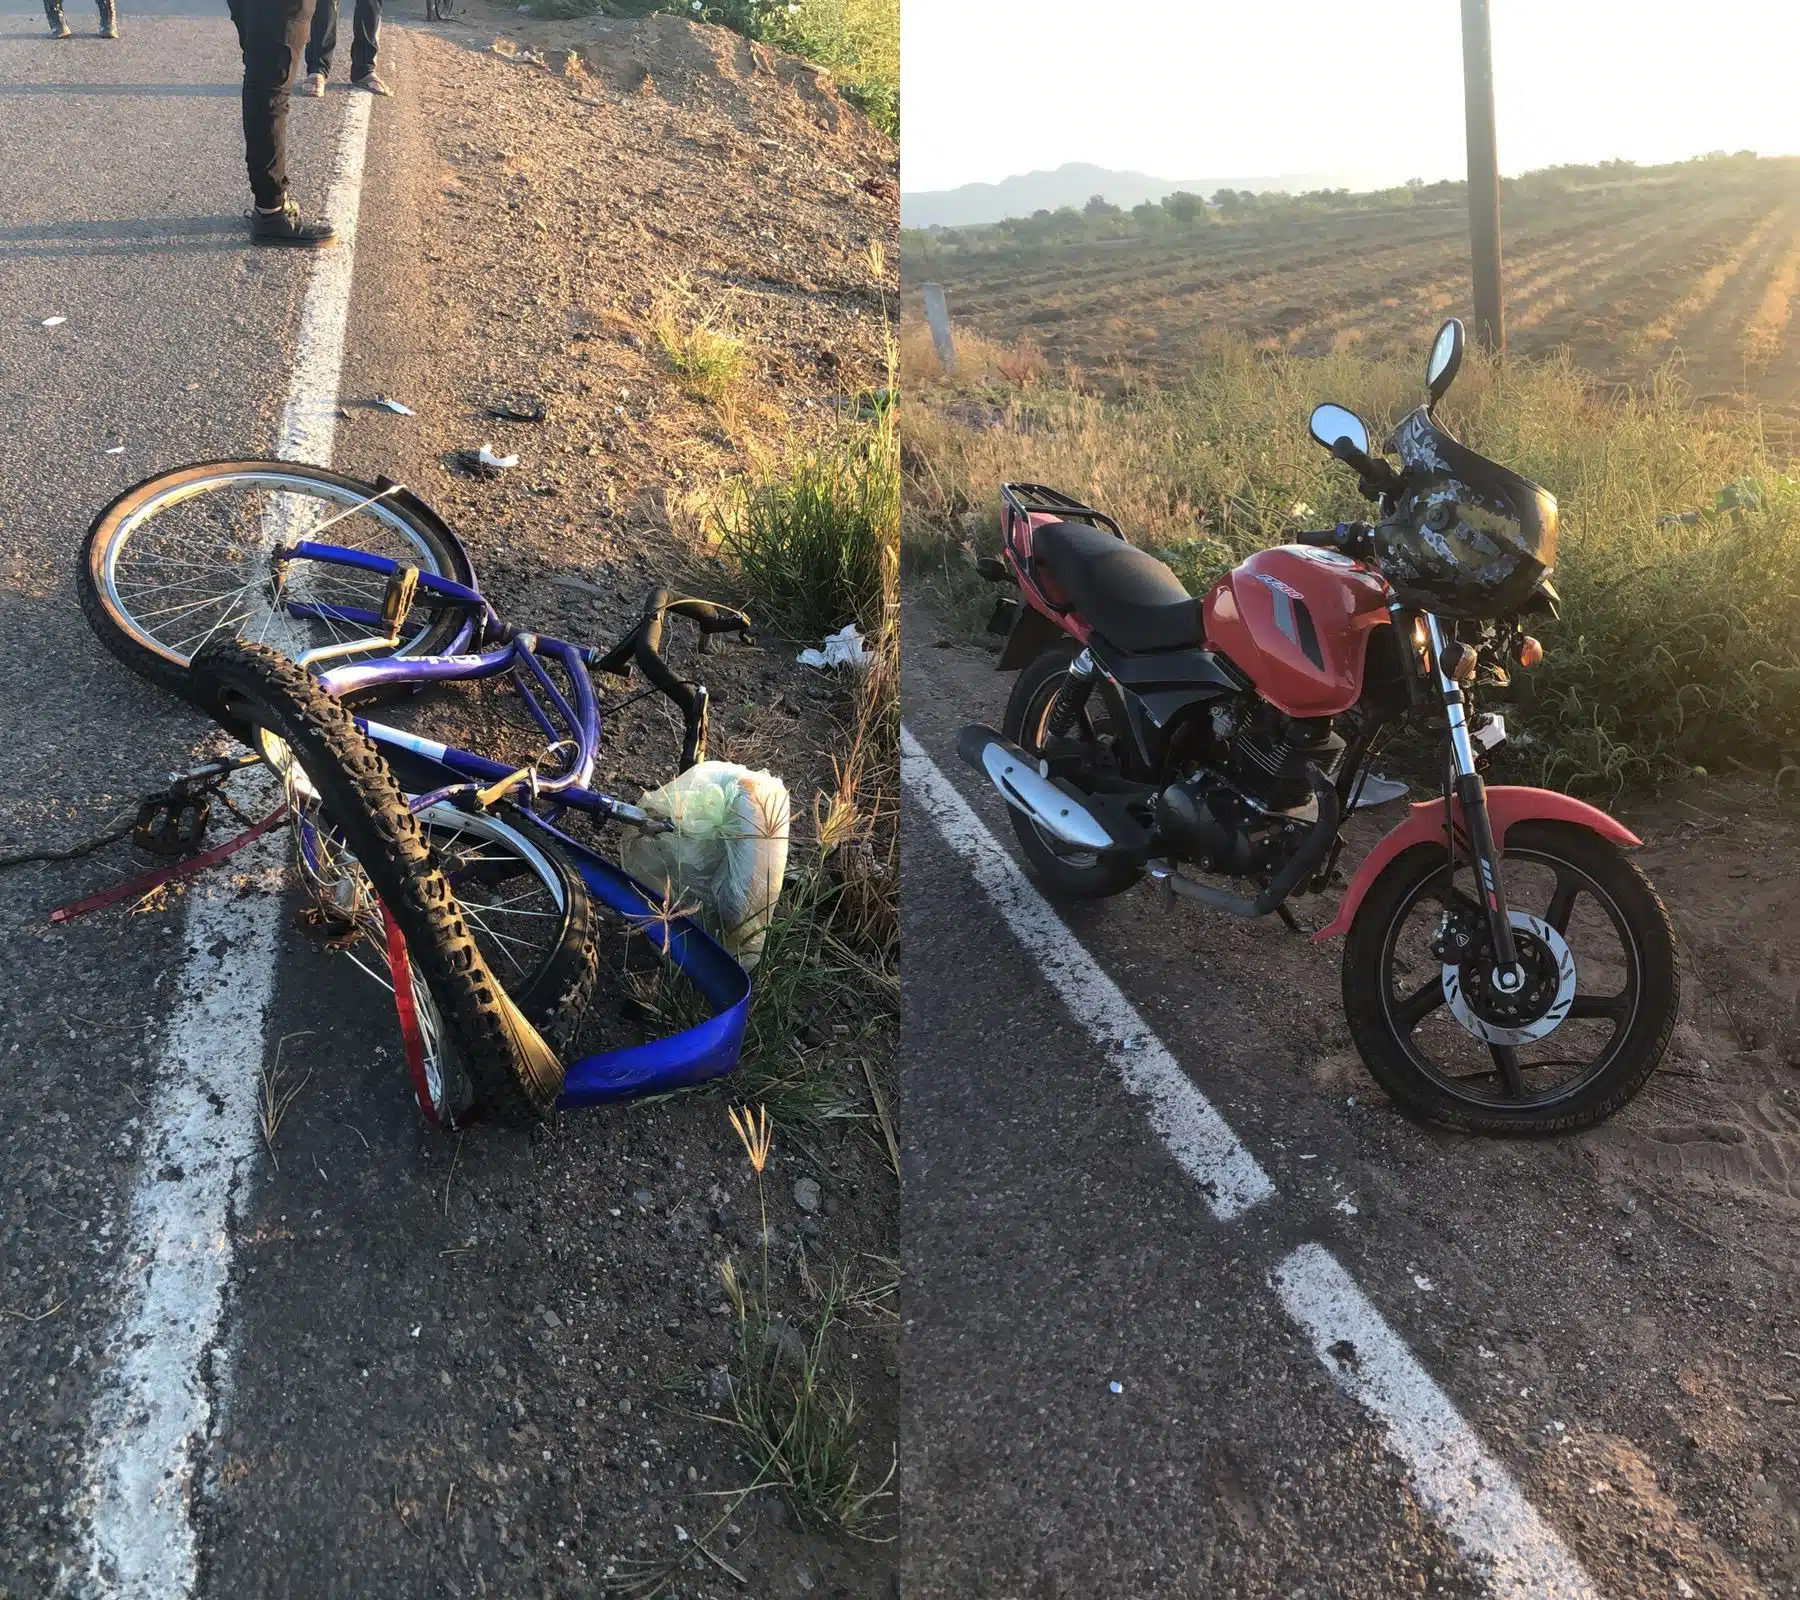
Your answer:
[1203,545,1390,718]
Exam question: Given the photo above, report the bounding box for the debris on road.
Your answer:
[41,315,67,327]
[486,395,547,423]
[793,1177,821,1214]
[104,445,125,455]
[478,443,520,470]
[1108,1380,1123,1394]
[375,395,415,415]
[796,623,870,672]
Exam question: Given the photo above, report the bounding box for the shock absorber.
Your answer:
[1045,648,1097,740]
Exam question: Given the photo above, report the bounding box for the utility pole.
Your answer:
[1461,0,1505,355]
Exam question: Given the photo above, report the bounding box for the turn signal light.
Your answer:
[1518,636,1544,668]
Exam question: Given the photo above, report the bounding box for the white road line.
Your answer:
[900,724,1274,1220]
[1274,1245,1601,1600]
[900,722,1603,1598]
[77,96,374,1598]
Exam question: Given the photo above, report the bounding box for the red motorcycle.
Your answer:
[960,319,1677,1134]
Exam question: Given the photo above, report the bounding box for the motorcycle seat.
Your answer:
[1032,519,1202,651]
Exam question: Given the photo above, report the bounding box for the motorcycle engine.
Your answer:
[1154,701,1344,875]
[1217,702,1344,812]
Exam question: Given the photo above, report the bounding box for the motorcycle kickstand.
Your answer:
[1274,902,1302,935]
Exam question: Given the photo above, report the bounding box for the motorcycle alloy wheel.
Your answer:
[1342,820,1679,1133]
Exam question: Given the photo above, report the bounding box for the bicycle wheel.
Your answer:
[81,461,474,709]
[296,798,600,1068]
[193,638,574,1126]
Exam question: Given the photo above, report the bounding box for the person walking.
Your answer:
[293,0,390,99]
[226,0,336,246]
[44,0,117,39]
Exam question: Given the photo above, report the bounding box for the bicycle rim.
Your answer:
[93,467,463,669]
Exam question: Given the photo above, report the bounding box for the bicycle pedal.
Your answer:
[381,565,420,630]
[295,904,363,950]
[133,792,210,857]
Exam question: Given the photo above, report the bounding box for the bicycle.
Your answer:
[82,460,778,1128]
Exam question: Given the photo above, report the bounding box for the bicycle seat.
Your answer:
[1032,520,1201,652]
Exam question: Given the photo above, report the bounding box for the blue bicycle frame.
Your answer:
[272,536,755,1109]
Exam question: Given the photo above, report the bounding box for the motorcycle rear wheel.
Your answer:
[1343,820,1678,1134]
[1001,640,1143,900]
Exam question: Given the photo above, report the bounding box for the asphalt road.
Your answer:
[900,601,1800,1600]
[0,16,586,1598]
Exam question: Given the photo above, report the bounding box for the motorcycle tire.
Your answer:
[1001,640,1144,900]
[1342,820,1679,1134]
[192,638,569,1126]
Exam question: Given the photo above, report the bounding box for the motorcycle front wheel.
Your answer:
[1342,820,1679,1134]
[1002,640,1144,899]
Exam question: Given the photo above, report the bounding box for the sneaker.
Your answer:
[49,17,72,35]
[294,71,326,96]
[250,199,337,248]
[350,71,392,96]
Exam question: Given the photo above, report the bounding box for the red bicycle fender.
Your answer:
[1313,786,1642,941]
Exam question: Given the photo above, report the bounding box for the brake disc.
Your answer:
[1443,910,1577,1046]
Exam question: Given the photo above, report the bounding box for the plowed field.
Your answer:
[908,160,1800,414]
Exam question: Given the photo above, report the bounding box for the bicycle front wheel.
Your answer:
[193,637,574,1126]
[81,460,474,710]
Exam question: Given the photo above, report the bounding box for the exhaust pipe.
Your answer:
[955,724,1115,852]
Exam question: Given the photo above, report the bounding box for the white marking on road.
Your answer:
[1275,1245,1601,1600]
[899,724,1274,1220]
[78,95,374,1598]
[901,723,1604,1598]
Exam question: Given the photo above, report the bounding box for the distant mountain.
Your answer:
[900,162,1352,230]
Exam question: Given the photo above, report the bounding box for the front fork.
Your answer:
[1422,614,1525,987]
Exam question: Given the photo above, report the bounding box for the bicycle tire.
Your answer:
[193,638,569,1125]
[81,460,475,714]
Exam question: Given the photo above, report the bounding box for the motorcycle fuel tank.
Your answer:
[1202,545,1392,718]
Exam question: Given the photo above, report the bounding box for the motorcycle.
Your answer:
[959,318,1678,1134]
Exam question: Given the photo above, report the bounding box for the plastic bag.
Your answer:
[621,762,790,970]
[796,624,869,672]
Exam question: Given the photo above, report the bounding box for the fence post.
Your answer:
[922,283,956,375]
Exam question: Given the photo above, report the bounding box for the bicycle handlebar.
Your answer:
[590,588,752,770]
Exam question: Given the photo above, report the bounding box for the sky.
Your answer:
[902,0,1800,194]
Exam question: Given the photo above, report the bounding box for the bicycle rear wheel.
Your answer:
[81,461,474,710]
[193,638,574,1126]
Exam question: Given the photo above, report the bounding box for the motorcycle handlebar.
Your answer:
[1329,437,1406,500]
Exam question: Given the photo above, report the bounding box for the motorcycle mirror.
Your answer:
[1426,318,1464,408]
[1308,403,1370,457]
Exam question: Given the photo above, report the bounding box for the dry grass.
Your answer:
[257,1030,314,1171]
[653,280,749,419]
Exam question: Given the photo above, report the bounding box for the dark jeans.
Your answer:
[305,0,380,81]
[227,0,318,210]
[44,0,116,26]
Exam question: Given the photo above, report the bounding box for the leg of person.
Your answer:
[96,0,117,39]
[297,0,333,97]
[241,0,336,246]
[44,0,71,38]
[349,0,388,95]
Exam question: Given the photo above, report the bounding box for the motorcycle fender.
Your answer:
[1313,786,1643,941]
[997,601,1069,671]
